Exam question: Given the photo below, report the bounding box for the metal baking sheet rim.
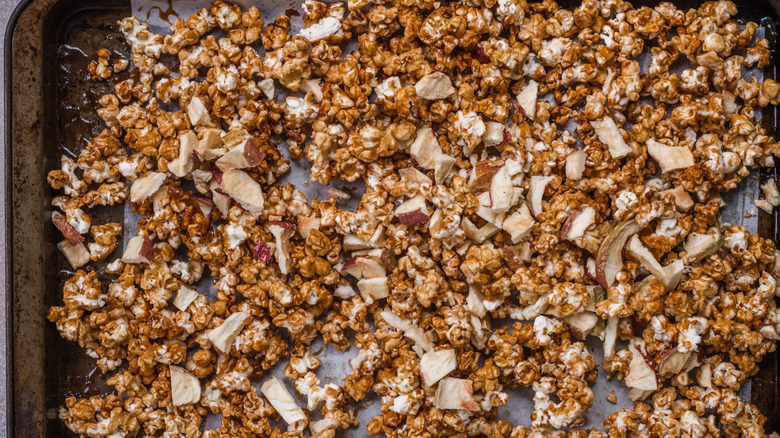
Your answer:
[4,0,780,436]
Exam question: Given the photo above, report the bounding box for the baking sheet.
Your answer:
[52,0,765,432]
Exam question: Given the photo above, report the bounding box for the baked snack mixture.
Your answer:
[46,0,780,436]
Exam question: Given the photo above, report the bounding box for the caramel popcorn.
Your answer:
[47,0,780,436]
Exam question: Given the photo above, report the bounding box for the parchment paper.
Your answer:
[121,0,761,432]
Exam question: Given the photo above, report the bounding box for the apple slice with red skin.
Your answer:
[434,378,479,411]
[561,206,596,241]
[122,235,154,264]
[396,195,430,225]
[215,138,266,171]
[595,220,640,288]
[207,311,252,354]
[52,212,84,245]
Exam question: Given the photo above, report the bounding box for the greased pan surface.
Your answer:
[6,0,780,436]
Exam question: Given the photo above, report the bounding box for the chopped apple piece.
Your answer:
[268,222,295,275]
[357,277,389,302]
[399,167,432,190]
[592,117,631,159]
[130,172,166,202]
[298,217,321,239]
[58,240,90,269]
[595,220,640,287]
[434,153,456,184]
[561,206,596,241]
[209,179,231,216]
[215,138,265,172]
[646,139,694,173]
[414,72,455,100]
[434,378,479,411]
[482,122,505,147]
[476,191,504,227]
[258,78,275,99]
[357,257,386,279]
[52,212,84,245]
[173,284,200,311]
[658,347,691,378]
[628,389,654,402]
[516,80,538,120]
[603,316,619,360]
[684,232,724,263]
[565,150,587,180]
[489,166,515,213]
[563,311,599,340]
[625,339,658,391]
[221,170,264,218]
[207,311,252,354]
[661,259,684,291]
[461,217,499,243]
[260,377,307,425]
[626,234,665,278]
[195,129,226,161]
[170,365,201,406]
[168,132,197,177]
[187,96,211,126]
[396,195,430,225]
[470,160,502,191]
[343,234,371,251]
[420,349,457,387]
[300,78,323,101]
[122,235,154,264]
[503,204,535,243]
[528,175,554,217]
[663,185,694,212]
[410,127,441,169]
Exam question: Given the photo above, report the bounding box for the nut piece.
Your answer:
[129,172,166,202]
[260,377,307,425]
[414,72,455,100]
[122,235,154,264]
[173,284,200,311]
[168,132,197,177]
[187,96,211,126]
[592,117,632,159]
[215,138,265,172]
[516,80,538,120]
[52,212,85,246]
[207,311,252,354]
[221,170,265,218]
[170,365,201,406]
[57,240,90,269]
[434,377,479,411]
[268,222,295,275]
[646,139,694,173]
[396,194,430,225]
[420,349,457,387]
